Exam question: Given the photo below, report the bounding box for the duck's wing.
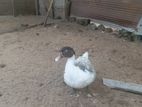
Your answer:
[75,52,95,72]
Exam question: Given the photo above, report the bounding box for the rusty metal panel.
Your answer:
[71,0,142,27]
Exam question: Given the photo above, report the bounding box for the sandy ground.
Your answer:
[0,16,142,107]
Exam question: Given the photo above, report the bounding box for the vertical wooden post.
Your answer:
[65,0,71,20]
[44,0,54,26]
[35,0,39,15]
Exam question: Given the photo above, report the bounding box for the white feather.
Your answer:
[64,52,96,89]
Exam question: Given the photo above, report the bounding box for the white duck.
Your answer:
[55,47,96,92]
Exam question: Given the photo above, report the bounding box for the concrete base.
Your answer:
[54,0,65,19]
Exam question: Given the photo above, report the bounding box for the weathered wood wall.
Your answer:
[14,0,36,16]
[0,0,36,16]
[0,0,13,15]
[71,0,142,27]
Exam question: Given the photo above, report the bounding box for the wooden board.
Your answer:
[103,78,142,94]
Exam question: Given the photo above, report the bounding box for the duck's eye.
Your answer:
[64,49,69,53]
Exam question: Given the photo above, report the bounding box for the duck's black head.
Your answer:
[55,46,75,62]
[60,47,75,58]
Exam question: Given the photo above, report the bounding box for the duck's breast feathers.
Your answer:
[75,52,95,73]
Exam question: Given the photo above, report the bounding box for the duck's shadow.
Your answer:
[61,76,111,98]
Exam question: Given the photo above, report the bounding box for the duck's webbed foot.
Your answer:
[85,86,94,97]
[70,88,79,97]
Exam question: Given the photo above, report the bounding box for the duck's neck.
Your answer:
[65,55,76,72]
[67,55,76,63]
[67,55,75,62]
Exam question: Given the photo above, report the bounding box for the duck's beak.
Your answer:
[55,53,62,62]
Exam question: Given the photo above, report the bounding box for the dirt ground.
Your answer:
[0,16,142,107]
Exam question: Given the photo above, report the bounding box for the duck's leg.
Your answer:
[63,81,66,85]
[85,86,94,97]
[70,88,79,97]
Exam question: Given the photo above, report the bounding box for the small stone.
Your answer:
[118,29,138,42]
[87,94,92,97]
[111,49,117,54]
[92,99,98,104]
[75,94,79,97]
[138,53,141,56]
[95,37,99,39]
[129,33,136,42]
[55,16,62,19]
[36,33,39,36]
[0,93,3,97]
[24,97,29,101]
[88,24,98,30]
[101,31,105,33]
[98,24,105,31]
[92,93,99,97]
[108,58,111,61]
[69,17,76,22]
[70,93,79,97]
[78,29,83,32]
[119,29,128,35]
[122,56,126,59]
[112,31,119,36]
[21,24,29,27]
[39,83,44,87]
[105,28,113,33]
[76,18,90,26]
[54,25,59,29]
[45,42,50,46]
[0,64,6,68]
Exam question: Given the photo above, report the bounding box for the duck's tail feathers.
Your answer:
[82,52,89,58]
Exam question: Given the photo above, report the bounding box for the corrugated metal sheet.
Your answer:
[71,0,142,27]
